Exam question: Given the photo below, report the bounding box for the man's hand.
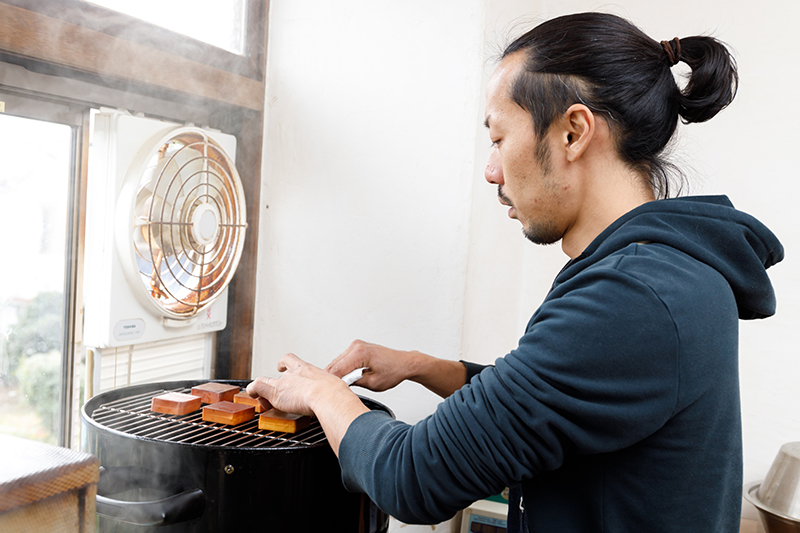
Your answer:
[246,353,369,456]
[247,353,349,416]
[326,340,468,398]
[326,340,417,392]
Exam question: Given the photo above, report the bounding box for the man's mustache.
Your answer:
[497,185,512,206]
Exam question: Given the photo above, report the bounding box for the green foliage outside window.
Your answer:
[2,291,63,384]
[15,351,61,438]
[1,291,63,442]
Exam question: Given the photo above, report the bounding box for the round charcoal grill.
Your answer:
[81,379,392,532]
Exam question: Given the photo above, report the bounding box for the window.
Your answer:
[84,0,248,55]
[0,0,265,449]
[0,101,82,446]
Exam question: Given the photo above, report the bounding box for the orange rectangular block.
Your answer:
[233,391,267,413]
[191,382,239,404]
[202,401,255,426]
[151,392,202,415]
[258,409,311,433]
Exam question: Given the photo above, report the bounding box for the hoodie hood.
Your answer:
[558,195,784,320]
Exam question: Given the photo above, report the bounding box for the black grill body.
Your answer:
[81,379,391,532]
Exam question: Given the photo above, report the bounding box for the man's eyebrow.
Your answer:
[483,116,491,129]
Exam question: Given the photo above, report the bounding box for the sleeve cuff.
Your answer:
[460,360,489,383]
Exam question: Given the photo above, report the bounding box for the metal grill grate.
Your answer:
[90,387,326,448]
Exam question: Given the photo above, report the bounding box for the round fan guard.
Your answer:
[115,126,247,320]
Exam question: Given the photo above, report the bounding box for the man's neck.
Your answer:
[561,168,655,259]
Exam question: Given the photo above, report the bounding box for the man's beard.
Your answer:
[522,220,561,246]
[498,185,561,245]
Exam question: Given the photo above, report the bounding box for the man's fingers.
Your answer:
[278,352,303,372]
[325,351,348,373]
[327,341,372,377]
[327,358,349,377]
[257,397,273,411]
[328,340,361,370]
[246,376,273,398]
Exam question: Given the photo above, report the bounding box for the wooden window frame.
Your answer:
[7,0,267,79]
[0,0,267,387]
[0,0,267,110]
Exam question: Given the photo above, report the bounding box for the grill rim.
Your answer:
[82,379,393,452]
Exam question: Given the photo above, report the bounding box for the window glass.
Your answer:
[0,114,73,444]
[84,0,247,55]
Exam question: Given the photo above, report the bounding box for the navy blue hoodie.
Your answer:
[338,196,783,532]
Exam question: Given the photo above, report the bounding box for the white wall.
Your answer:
[254,4,486,529]
[254,0,485,417]
[255,0,800,530]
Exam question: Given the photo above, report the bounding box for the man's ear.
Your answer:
[563,104,595,162]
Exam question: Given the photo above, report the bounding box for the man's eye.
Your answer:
[491,139,500,148]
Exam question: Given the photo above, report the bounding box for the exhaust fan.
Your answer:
[84,111,247,348]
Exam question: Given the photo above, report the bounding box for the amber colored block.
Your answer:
[233,391,268,413]
[202,401,255,426]
[258,409,311,433]
[191,382,239,404]
[151,392,202,415]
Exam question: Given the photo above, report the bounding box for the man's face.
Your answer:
[484,53,570,245]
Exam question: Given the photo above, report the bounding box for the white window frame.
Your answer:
[0,87,89,447]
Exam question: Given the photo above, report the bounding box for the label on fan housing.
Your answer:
[195,304,225,331]
[114,319,145,341]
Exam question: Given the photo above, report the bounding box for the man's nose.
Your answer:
[485,149,503,185]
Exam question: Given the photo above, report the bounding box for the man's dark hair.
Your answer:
[503,12,738,198]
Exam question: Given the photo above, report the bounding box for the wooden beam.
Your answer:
[215,108,262,380]
[0,2,264,111]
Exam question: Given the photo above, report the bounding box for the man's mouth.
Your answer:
[497,186,517,219]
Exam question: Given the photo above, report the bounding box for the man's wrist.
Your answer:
[406,353,467,398]
[405,350,428,383]
[308,376,351,414]
[311,381,371,456]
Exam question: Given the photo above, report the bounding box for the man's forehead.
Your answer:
[485,53,526,124]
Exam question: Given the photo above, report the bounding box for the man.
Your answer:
[248,12,783,532]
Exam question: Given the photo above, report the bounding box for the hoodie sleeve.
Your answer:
[338,263,680,524]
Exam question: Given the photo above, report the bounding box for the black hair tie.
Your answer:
[660,37,681,66]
